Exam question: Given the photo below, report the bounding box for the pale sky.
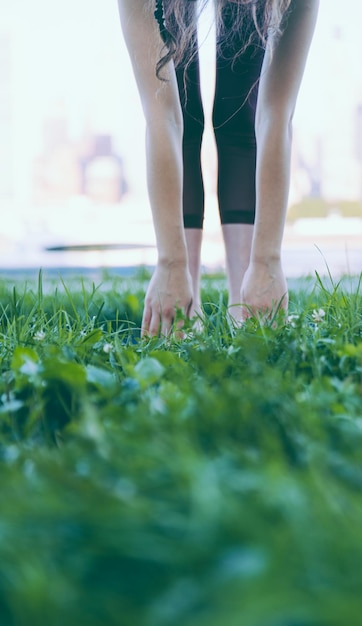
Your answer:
[4,0,362,198]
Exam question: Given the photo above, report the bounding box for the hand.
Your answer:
[141,260,193,337]
[240,259,288,322]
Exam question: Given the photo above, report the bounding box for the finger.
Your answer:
[149,311,162,337]
[185,298,193,319]
[172,301,192,339]
[141,305,152,338]
[172,315,186,340]
[161,314,173,338]
[157,303,175,337]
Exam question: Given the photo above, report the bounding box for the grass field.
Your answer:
[0,269,361,626]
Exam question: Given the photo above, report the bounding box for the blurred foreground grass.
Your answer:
[0,269,361,626]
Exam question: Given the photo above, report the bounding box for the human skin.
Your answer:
[118,0,193,336]
[239,0,320,320]
[118,0,319,334]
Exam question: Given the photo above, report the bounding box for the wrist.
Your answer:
[158,253,188,269]
[157,233,188,268]
[249,253,282,267]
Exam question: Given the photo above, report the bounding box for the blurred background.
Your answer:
[1,0,361,276]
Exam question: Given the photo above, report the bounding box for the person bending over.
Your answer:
[118,0,319,335]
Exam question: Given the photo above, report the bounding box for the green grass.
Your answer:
[0,269,361,626]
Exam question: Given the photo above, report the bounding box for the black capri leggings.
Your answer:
[175,8,265,229]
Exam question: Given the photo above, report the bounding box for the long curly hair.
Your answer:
[155,0,292,77]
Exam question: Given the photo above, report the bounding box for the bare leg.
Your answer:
[222,223,254,320]
[185,228,203,316]
[212,6,264,322]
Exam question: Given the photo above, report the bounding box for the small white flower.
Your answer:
[311,308,326,323]
[287,314,299,328]
[33,330,46,341]
[103,343,113,354]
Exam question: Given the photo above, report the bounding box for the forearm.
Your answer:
[240,0,319,318]
[251,113,292,263]
[241,117,291,317]
[251,0,319,264]
[118,0,193,334]
[145,113,188,266]
[118,0,187,266]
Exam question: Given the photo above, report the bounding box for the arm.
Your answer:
[241,0,319,319]
[118,0,193,336]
